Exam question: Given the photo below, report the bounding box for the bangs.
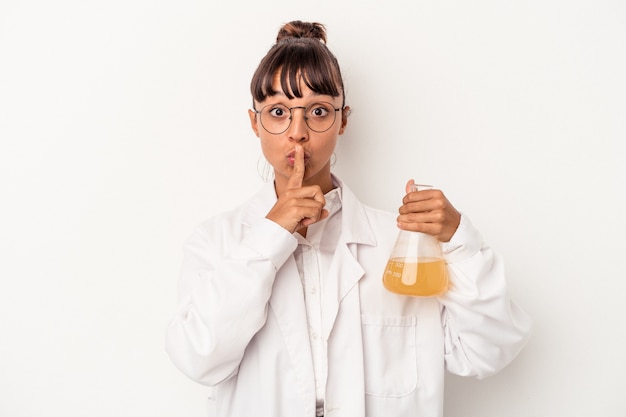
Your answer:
[251,39,344,105]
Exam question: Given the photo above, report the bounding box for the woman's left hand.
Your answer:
[397,179,461,243]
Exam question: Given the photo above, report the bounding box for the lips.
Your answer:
[286,150,311,166]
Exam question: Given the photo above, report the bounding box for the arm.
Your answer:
[396,180,531,378]
[165,218,297,386]
[166,145,329,386]
[439,215,532,378]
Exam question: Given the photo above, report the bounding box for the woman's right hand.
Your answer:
[265,145,329,233]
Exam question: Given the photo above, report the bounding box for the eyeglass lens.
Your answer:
[258,102,339,134]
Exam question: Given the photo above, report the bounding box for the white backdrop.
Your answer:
[1,0,625,416]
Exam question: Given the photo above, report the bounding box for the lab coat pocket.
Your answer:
[361,314,418,397]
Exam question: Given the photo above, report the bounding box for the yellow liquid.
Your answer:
[383,257,449,296]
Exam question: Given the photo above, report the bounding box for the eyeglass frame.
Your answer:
[252,101,344,135]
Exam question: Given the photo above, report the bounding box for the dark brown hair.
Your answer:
[250,21,345,107]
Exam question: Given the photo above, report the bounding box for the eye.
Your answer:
[308,103,331,118]
[267,105,289,118]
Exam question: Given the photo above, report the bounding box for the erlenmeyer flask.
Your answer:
[383,184,449,296]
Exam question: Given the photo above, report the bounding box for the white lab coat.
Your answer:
[165,176,531,417]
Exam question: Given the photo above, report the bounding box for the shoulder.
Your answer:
[337,177,396,227]
[183,205,248,254]
[191,181,277,240]
[361,204,398,248]
[363,204,396,224]
[337,177,398,247]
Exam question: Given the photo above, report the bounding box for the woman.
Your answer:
[166,20,531,417]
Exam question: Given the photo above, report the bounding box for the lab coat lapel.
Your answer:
[268,257,316,406]
[322,179,376,414]
[321,177,377,341]
[325,286,366,416]
[322,242,367,415]
[321,242,363,340]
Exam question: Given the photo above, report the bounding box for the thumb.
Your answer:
[405,179,415,194]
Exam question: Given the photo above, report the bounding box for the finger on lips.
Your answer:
[280,145,331,230]
[287,145,305,190]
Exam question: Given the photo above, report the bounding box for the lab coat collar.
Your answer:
[331,175,377,247]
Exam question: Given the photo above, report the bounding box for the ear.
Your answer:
[338,106,351,135]
[248,109,260,137]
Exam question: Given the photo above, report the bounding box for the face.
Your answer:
[248,74,350,194]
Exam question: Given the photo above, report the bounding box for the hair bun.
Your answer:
[276,20,327,44]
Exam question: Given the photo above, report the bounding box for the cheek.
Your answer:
[321,136,338,155]
[259,138,279,161]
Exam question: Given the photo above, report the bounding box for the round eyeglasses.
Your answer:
[253,101,342,135]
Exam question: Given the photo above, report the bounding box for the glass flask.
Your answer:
[382,184,449,296]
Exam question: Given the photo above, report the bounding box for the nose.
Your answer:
[287,106,309,142]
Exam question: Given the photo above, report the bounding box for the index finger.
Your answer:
[286,144,305,190]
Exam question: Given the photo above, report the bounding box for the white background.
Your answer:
[1,0,625,416]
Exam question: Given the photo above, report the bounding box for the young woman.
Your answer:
[166,20,531,417]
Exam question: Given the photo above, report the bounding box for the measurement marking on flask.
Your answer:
[383,257,448,296]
